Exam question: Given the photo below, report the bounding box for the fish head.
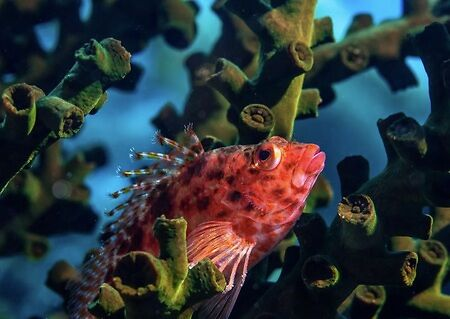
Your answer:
[224,136,325,226]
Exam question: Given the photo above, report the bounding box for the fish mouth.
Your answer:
[292,147,326,189]
[308,150,326,175]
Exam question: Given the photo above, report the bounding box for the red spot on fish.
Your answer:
[225,176,235,185]
[180,197,190,211]
[196,196,210,210]
[206,169,225,180]
[217,210,228,218]
[228,190,242,202]
[272,187,285,196]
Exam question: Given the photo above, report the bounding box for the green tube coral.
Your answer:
[89,217,226,319]
[242,194,417,319]
[206,0,321,141]
[1,84,44,137]
[0,38,131,195]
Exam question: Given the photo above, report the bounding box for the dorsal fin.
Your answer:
[67,129,196,318]
[67,128,205,318]
[184,123,205,155]
[155,130,199,161]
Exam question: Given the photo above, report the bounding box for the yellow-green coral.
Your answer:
[0,38,131,194]
[205,0,324,142]
[90,217,226,319]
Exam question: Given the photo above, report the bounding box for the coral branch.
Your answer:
[47,260,81,301]
[296,89,322,119]
[355,112,438,239]
[237,104,274,144]
[337,156,370,197]
[1,84,44,137]
[416,22,450,170]
[301,255,340,291]
[350,24,450,239]
[304,0,449,104]
[349,285,386,319]
[0,0,198,92]
[243,194,417,319]
[0,38,131,194]
[152,4,260,144]
[0,141,102,258]
[152,1,325,144]
[90,217,226,319]
[88,284,126,318]
[381,239,450,318]
[206,0,320,141]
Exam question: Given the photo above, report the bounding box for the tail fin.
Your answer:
[66,199,148,318]
[66,243,118,318]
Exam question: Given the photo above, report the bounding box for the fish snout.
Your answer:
[291,144,325,189]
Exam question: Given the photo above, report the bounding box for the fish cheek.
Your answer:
[248,209,292,226]
[221,189,249,211]
[225,175,235,186]
[267,214,286,225]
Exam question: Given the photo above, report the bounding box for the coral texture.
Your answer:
[0,0,198,92]
[0,38,131,194]
[48,217,225,319]
[304,0,450,104]
[153,0,328,144]
[1,1,450,319]
[0,141,103,259]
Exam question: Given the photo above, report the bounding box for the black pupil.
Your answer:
[259,149,271,161]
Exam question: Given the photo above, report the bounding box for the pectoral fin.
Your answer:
[187,221,255,319]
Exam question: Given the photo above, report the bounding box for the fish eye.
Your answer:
[258,149,271,161]
[253,143,282,170]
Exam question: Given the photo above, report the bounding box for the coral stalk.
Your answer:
[90,217,226,319]
[0,38,131,195]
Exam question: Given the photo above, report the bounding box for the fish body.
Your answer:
[68,129,325,319]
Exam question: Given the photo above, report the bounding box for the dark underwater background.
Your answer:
[0,0,433,317]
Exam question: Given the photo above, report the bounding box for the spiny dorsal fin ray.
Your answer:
[109,180,162,198]
[127,127,203,170]
[68,127,205,318]
[105,193,149,216]
[184,123,204,155]
[155,130,198,160]
[130,148,185,165]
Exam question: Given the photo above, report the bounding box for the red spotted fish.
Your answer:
[68,126,325,319]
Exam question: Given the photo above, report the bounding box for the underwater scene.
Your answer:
[0,0,450,318]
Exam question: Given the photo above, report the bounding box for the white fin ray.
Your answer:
[187,221,255,319]
[184,123,205,155]
[105,193,149,217]
[195,242,254,319]
[155,130,198,160]
[130,148,185,165]
[109,179,165,199]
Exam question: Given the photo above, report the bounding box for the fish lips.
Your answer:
[292,150,326,189]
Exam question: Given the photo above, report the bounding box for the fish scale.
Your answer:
[68,131,325,319]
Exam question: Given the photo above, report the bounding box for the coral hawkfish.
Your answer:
[68,126,325,319]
